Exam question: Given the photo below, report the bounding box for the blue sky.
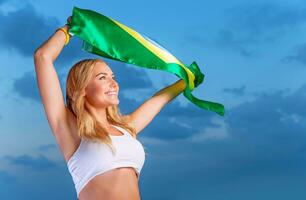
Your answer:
[0,0,306,199]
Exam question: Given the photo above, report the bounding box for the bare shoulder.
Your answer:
[121,114,138,136]
[53,106,80,163]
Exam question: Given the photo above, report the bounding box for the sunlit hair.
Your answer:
[65,58,136,155]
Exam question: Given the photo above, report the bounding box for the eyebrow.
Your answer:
[95,72,115,77]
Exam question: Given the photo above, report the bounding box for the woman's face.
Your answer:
[85,61,119,108]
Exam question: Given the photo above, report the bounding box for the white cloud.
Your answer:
[0,0,25,15]
[141,136,169,146]
[122,88,153,102]
[169,116,192,128]
[188,117,230,142]
[277,108,304,124]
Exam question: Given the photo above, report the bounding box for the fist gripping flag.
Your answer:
[68,6,225,116]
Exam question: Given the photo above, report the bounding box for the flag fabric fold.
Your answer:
[68,6,225,116]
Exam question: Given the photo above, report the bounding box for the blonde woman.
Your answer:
[33,16,186,200]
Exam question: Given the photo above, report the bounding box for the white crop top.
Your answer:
[66,125,146,198]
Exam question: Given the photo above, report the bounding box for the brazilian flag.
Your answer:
[68,6,225,116]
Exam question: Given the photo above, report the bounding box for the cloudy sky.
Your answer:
[1,0,306,199]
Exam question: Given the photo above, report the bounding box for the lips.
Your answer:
[105,91,117,95]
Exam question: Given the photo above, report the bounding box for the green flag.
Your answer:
[68,6,225,116]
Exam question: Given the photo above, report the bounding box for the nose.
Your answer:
[109,78,118,88]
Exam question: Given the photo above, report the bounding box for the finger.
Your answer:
[67,16,72,23]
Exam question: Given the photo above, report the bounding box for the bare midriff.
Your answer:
[78,167,141,200]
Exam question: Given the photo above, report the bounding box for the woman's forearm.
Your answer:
[152,79,187,104]
[34,25,69,62]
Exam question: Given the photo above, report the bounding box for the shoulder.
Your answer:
[120,115,138,137]
[121,114,135,128]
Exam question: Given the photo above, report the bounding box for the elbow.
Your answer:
[34,48,45,58]
[33,50,52,71]
[34,47,43,58]
[34,49,51,62]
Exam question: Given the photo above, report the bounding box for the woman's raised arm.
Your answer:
[126,79,186,135]
[33,24,70,135]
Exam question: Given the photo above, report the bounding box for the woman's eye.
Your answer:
[99,76,116,80]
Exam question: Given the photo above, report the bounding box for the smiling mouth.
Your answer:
[105,91,118,96]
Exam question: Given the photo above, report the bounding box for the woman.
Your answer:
[33,16,186,200]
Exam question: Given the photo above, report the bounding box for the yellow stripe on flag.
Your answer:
[111,18,195,90]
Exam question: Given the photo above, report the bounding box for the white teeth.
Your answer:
[105,91,117,95]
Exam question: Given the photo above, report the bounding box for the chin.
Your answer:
[111,99,119,106]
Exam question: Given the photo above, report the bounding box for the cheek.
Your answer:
[86,83,105,99]
[94,84,106,94]
[91,84,108,101]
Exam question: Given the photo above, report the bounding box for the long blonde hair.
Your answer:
[65,58,136,155]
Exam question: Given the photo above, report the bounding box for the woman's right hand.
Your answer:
[67,16,72,25]
[64,16,73,37]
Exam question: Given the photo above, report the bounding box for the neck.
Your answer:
[84,101,111,128]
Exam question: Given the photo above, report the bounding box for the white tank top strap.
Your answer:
[111,124,132,137]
